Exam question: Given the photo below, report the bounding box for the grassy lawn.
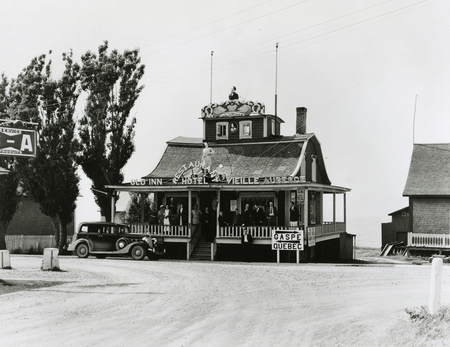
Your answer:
[380,306,450,347]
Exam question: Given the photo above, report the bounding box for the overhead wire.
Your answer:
[141,0,442,91]
[1,0,445,131]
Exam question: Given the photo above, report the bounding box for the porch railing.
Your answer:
[408,233,450,248]
[128,224,191,237]
[127,222,346,240]
[315,222,347,237]
[218,225,304,239]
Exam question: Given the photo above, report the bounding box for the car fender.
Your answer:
[121,241,147,254]
[68,238,94,252]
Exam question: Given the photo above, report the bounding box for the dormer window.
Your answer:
[271,119,276,135]
[239,121,252,139]
[216,122,228,140]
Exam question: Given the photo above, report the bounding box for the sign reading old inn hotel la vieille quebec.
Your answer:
[108,89,353,262]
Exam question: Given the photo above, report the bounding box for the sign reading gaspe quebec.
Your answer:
[0,127,37,157]
[272,229,304,251]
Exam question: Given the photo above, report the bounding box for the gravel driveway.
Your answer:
[1,254,449,347]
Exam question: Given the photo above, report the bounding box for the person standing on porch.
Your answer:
[149,203,157,225]
[218,210,228,227]
[242,204,253,226]
[191,204,202,235]
[254,204,266,226]
[163,204,171,231]
[290,202,299,227]
[266,201,278,226]
[232,208,243,226]
[202,207,214,242]
[158,205,165,225]
[241,227,253,262]
[178,203,188,225]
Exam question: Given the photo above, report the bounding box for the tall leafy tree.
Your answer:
[0,75,22,250]
[77,41,145,221]
[11,51,80,252]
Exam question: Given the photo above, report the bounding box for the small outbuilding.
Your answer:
[403,143,450,254]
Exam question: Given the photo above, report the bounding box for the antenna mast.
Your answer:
[210,51,214,104]
[413,94,418,144]
[275,43,279,117]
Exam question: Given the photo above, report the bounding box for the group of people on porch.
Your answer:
[149,199,300,228]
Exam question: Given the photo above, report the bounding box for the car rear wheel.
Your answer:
[76,243,89,258]
[116,237,129,251]
[131,245,146,260]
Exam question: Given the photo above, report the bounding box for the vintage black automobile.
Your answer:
[67,222,165,260]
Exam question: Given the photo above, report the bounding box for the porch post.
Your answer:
[344,193,347,225]
[111,193,116,223]
[188,190,192,235]
[333,193,336,234]
[187,190,192,260]
[303,189,309,263]
[217,190,220,240]
[140,193,145,223]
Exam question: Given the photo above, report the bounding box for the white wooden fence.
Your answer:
[408,233,450,248]
[5,235,70,253]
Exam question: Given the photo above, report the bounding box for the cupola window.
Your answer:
[216,122,228,140]
[239,121,252,139]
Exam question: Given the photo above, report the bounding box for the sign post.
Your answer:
[272,228,304,264]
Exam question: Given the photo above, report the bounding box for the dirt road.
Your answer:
[1,255,449,347]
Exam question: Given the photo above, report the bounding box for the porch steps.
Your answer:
[190,238,212,261]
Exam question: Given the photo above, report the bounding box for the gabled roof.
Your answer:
[388,206,409,216]
[403,143,450,196]
[143,134,330,182]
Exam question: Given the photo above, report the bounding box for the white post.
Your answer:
[429,256,443,314]
[0,250,11,269]
[41,248,60,271]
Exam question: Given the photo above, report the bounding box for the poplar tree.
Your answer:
[77,41,145,221]
[0,75,22,250]
[11,52,80,252]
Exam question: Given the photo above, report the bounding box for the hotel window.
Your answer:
[311,155,317,183]
[216,122,228,140]
[239,121,252,139]
[309,192,316,225]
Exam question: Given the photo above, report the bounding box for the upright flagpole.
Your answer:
[210,51,214,104]
[413,94,418,144]
[275,43,279,117]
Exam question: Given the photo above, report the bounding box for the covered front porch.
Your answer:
[107,177,351,262]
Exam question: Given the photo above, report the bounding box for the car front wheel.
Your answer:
[131,245,146,260]
[76,243,89,258]
[116,237,129,251]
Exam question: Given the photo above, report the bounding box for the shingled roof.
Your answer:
[144,134,315,180]
[403,143,450,196]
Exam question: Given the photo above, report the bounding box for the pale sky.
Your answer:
[1,0,449,247]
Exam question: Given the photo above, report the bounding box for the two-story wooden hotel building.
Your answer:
[106,95,353,262]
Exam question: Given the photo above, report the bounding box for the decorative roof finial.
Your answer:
[228,86,239,100]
